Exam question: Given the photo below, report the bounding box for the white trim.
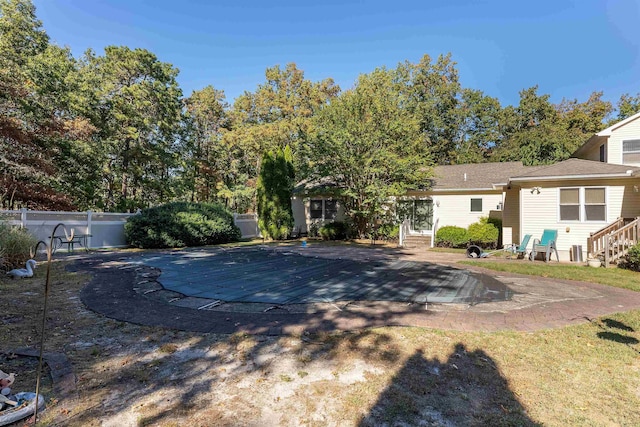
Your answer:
[596,111,640,136]
[430,187,498,192]
[518,186,523,247]
[510,172,634,182]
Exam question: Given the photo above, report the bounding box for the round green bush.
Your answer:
[468,221,499,248]
[435,226,469,248]
[619,243,640,272]
[124,202,241,249]
[319,221,349,241]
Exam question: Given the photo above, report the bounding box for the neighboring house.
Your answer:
[293,112,640,264]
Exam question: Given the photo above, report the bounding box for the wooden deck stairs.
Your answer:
[587,217,640,267]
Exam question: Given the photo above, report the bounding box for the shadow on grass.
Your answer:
[596,332,639,345]
[596,318,640,355]
[358,343,540,426]
[601,318,634,332]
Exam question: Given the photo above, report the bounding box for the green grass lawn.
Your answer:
[461,260,640,292]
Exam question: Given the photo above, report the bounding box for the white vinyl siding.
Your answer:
[607,115,640,165]
[433,192,503,229]
[520,180,633,261]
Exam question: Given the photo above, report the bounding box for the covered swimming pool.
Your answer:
[136,247,513,305]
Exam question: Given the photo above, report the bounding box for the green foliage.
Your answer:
[0,0,79,210]
[0,221,37,270]
[318,221,349,241]
[435,226,469,248]
[124,202,240,249]
[256,147,294,240]
[619,243,640,272]
[467,218,499,249]
[309,66,432,237]
[1,1,635,213]
[308,221,321,238]
[376,223,400,241]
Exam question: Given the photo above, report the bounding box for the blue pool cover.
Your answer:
[135,247,511,305]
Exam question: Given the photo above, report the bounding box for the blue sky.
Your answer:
[33,0,639,107]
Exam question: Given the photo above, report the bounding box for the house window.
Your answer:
[324,200,338,219]
[623,139,640,164]
[599,144,606,162]
[584,188,606,221]
[559,188,580,221]
[559,187,606,222]
[310,200,323,219]
[309,199,338,220]
[470,198,482,212]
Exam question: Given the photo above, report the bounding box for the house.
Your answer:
[502,113,640,262]
[293,112,640,263]
[293,162,537,244]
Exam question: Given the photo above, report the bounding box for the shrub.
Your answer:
[468,218,499,249]
[436,226,469,248]
[619,243,640,272]
[377,223,400,241]
[319,221,349,240]
[124,202,241,249]
[0,221,37,270]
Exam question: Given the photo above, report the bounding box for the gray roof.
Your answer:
[293,176,341,194]
[431,162,538,190]
[510,158,640,181]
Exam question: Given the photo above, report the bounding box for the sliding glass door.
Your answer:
[397,199,433,231]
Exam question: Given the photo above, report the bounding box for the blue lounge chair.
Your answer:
[530,229,559,262]
[507,234,532,259]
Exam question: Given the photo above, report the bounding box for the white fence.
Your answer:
[233,213,261,238]
[1,209,260,249]
[1,209,135,249]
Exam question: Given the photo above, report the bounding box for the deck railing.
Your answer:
[588,217,639,267]
[587,217,625,258]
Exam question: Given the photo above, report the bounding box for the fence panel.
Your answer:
[234,213,260,238]
[1,209,260,248]
[0,209,135,249]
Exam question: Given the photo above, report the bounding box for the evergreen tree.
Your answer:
[256,146,294,240]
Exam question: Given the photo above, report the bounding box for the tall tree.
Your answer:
[182,85,229,203]
[229,63,339,178]
[0,0,90,209]
[256,145,294,239]
[453,88,503,163]
[399,54,462,164]
[493,87,613,165]
[308,67,432,236]
[614,93,640,122]
[75,46,183,211]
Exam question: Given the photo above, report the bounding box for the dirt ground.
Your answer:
[1,252,639,426]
